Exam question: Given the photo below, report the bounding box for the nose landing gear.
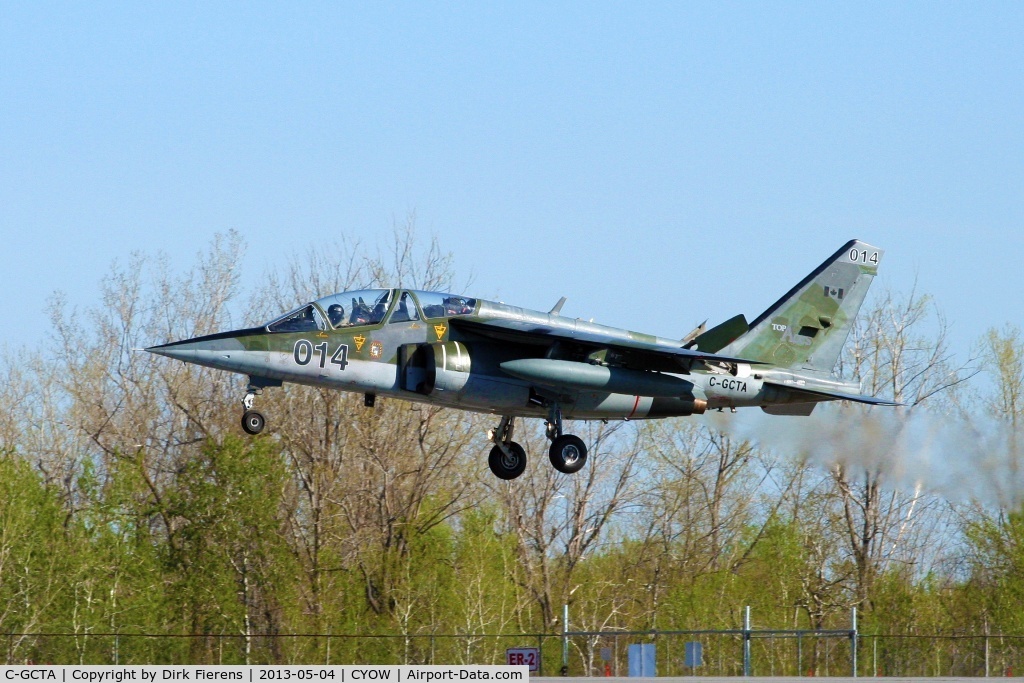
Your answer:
[240,379,273,435]
[239,377,282,435]
[241,387,266,435]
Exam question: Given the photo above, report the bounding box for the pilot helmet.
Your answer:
[328,304,345,326]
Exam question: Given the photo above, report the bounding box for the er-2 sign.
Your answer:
[506,647,539,672]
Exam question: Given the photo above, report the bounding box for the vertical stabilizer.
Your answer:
[719,240,882,373]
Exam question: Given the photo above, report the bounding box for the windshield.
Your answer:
[313,289,393,328]
[267,304,327,333]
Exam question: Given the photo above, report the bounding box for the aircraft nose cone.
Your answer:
[145,326,267,370]
[145,340,210,363]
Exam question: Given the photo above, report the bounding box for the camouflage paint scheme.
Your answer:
[148,240,897,478]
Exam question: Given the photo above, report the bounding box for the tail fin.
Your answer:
[719,239,882,373]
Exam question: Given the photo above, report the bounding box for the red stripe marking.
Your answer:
[628,395,641,419]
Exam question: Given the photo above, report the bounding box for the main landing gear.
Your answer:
[487,416,527,480]
[545,405,587,475]
[485,406,588,480]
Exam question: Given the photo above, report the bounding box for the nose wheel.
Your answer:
[241,386,266,435]
[242,409,266,435]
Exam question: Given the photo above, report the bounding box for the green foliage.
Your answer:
[0,454,76,641]
[964,506,1024,633]
[162,436,299,662]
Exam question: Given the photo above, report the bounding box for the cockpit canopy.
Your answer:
[264,289,477,333]
[314,289,394,328]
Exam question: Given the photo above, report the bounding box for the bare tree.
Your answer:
[979,324,1024,427]
[256,219,481,627]
[619,419,801,629]
[830,286,972,610]
[495,421,641,631]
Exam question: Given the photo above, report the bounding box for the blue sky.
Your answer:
[2,2,1022,364]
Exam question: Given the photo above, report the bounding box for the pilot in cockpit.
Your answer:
[445,296,473,315]
[327,304,346,328]
[350,298,372,325]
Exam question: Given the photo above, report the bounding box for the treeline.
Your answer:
[1,229,1023,667]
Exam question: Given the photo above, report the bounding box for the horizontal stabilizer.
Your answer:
[764,381,903,407]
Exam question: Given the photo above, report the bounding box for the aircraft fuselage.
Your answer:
[148,241,896,480]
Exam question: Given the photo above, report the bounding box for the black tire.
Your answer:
[242,410,266,435]
[488,442,527,480]
[549,434,587,474]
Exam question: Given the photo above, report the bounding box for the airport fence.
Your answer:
[3,629,1023,675]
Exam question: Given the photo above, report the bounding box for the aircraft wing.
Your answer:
[763,381,903,406]
[450,317,763,372]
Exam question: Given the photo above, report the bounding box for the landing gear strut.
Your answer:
[546,405,587,474]
[487,416,527,480]
[241,384,266,435]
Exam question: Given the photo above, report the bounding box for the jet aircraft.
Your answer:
[147,239,898,480]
